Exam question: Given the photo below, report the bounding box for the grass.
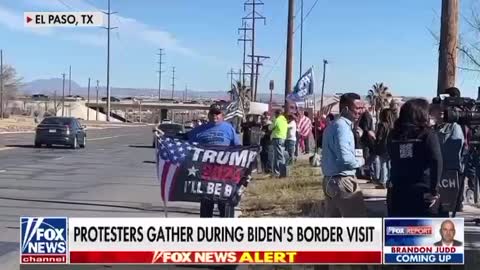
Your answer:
[240,159,325,217]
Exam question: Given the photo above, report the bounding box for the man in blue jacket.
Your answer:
[188,103,241,218]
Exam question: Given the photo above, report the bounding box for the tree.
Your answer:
[458,2,480,73]
[1,65,23,104]
[367,82,392,118]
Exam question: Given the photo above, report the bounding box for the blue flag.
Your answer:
[288,67,314,101]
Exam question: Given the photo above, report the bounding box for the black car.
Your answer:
[152,123,186,147]
[35,117,87,149]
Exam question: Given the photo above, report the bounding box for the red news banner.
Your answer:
[68,218,383,265]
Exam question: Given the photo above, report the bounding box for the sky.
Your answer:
[1,0,480,99]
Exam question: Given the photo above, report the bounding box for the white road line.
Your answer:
[0,147,16,151]
[53,157,64,160]
[89,136,118,141]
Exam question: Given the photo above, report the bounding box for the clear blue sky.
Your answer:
[1,0,479,98]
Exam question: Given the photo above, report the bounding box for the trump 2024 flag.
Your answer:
[155,136,259,205]
[288,67,315,101]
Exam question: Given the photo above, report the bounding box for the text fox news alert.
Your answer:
[20,217,464,265]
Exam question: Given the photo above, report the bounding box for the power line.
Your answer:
[101,0,118,122]
[57,0,74,10]
[171,67,176,100]
[261,0,320,82]
[157,49,165,101]
[238,21,252,87]
[243,0,266,100]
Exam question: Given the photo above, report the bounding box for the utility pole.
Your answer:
[320,59,328,114]
[184,84,188,102]
[61,73,66,117]
[299,0,304,76]
[227,68,242,88]
[96,80,99,121]
[243,0,266,100]
[102,0,118,121]
[68,65,72,96]
[0,49,3,119]
[157,48,165,101]
[87,78,91,120]
[437,0,459,96]
[53,90,57,115]
[248,55,270,101]
[238,21,252,87]
[171,67,176,100]
[285,0,295,107]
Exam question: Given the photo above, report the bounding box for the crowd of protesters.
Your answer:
[320,87,479,219]
[240,108,316,177]
[188,86,478,220]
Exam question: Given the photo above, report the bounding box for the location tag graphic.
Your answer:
[24,12,104,27]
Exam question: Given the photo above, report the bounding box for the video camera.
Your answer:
[432,95,480,147]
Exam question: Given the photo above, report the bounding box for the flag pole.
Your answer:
[163,200,168,218]
[155,133,169,218]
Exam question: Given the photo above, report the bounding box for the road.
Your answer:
[0,126,228,270]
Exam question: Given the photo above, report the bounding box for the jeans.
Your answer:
[375,154,390,184]
[260,144,272,173]
[271,138,285,176]
[200,199,235,217]
[285,139,296,165]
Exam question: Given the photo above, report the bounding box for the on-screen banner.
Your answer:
[20,217,464,265]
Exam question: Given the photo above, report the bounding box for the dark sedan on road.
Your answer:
[35,117,87,149]
[152,123,186,147]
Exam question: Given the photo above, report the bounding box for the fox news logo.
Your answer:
[387,226,432,236]
[20,217,67,264]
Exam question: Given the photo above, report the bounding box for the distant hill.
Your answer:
[21,78,82,94]
[21,78,286,102]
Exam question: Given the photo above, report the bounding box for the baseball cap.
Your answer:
[209,104,223,114]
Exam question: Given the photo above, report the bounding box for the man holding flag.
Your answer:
[187,103,241,217]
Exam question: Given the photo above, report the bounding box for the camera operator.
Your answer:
[438,87,475,212]
[430,101,465,215]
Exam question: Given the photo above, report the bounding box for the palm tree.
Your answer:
[367,82,392,118]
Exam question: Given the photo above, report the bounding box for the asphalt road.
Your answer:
[0,126,223,270]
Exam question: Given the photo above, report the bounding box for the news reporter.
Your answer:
[387,99,443,217]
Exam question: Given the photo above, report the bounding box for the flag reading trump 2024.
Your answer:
[155,137,259,204]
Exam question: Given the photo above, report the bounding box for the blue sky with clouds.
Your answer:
[1,0,480,98]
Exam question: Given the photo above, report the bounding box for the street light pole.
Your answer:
[320,59,328,113]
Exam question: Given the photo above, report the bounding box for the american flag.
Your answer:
[298,114,313,137]
[224,100,244,120]
[156,137,196,202]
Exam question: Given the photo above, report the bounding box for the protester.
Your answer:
[387,99,443,217]
[285,114,297,165]
[270,109,288,177]
[326,113,335,123]
[321,93,367,217]
[373,108,395,189]
[315,113,327,150]
[188,104,241,218]
[390,99,400,119]
[260,113,273,174]
[358,106,376,180]
[298,111,313,154]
